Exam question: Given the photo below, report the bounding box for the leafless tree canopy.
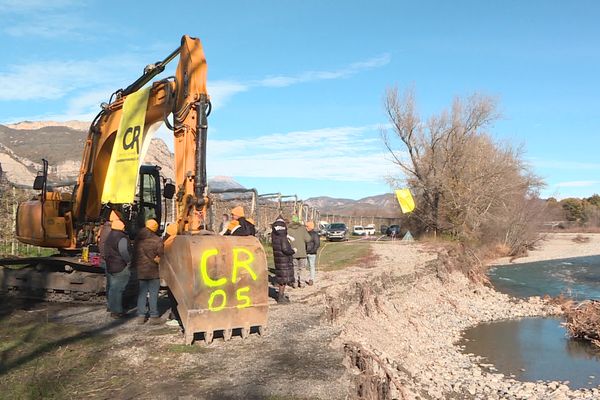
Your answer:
[383,87,544,254]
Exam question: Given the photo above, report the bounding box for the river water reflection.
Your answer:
[471,256,600,388]
[460,318,600,389]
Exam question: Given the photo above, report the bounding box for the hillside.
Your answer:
[305,194,401,217]
[0,121,401,217]
[0,122,174,185]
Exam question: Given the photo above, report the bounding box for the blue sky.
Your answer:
[0,1,599,200]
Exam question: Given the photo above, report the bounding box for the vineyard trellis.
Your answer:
[0,172,402,254]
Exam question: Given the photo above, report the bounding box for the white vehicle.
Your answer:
[353,225,365,236]
[364,224,376,235]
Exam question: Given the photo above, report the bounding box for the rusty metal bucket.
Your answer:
[160,232,268,344]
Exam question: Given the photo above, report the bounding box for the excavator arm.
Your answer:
[74,35,209,233]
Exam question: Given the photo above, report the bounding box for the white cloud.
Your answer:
[207,125,395,182]
[0,56,142,102]
[554,181,599,188]
[4,14,87,38]
[210,53,391,108]
[257,54,391,88]
[0,0,89,39]
[530,158,600,171]
[0,0,75,13]
[208,80,250,109]
[1,53,391,120]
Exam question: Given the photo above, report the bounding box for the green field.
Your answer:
[262,239,374,272]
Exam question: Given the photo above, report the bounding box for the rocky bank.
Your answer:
[310,241,598,399]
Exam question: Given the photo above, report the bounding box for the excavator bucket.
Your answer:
[160,233,268,344]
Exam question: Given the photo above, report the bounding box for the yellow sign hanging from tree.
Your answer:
[395,188,415,214]
[101,87,151,204]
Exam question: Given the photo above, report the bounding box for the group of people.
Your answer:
[96,205,319,321]
[98,213,166,324]
[271,215,320,304]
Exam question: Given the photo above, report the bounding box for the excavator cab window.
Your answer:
[136,165,162,233]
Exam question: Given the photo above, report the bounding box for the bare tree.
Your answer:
[383,87,544,253]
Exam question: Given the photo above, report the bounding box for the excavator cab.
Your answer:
[110,165,167,238]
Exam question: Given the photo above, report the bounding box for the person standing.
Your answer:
[287,215,312,288]
[218,213,229,235]
[105,218,132,318]
[225,206,256,236]
[271,217,295,304]
[97,216,112,297]
[305,221,320,286]
[133,219,164,324]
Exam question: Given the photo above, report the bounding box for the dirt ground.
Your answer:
[0,240,414,400]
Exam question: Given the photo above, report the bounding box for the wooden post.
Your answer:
[11,187,16,256]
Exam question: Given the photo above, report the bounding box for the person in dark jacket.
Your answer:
[287,215,312,288]
[305,221,320,286]
[105,218,132,318]
[133,219,164,324]
[224,206,256,236]
[271,217,294,304]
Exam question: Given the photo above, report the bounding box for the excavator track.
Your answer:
[0,256,108,304]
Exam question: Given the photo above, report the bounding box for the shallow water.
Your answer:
[489,255,600,300]
[460,318,600,389]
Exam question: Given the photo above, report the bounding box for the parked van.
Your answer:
[364,224,376,235]
[353,225,365,236]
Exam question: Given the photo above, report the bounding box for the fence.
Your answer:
[0,238,54,257]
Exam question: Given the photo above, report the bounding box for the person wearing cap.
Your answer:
[271,217,294,304]
[224,206,256,236]
[133,219,164,324]
[105,217,133,318]
[305,221,320,286]
[287,215,312,288]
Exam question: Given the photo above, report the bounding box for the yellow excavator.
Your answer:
[0,35,268,344]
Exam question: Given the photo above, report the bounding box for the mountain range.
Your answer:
[0,121,399,216]
[304,194,401,218]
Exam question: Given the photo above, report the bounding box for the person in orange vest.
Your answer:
[224,206,256,236]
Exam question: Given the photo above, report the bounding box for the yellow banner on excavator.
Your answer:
[395,188,415,214]
[101,87,151,204]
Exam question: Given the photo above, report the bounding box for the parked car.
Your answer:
[380,225,389,235]
[386,224,401,237]
[318,223,329,236]
[364,224,376,235]
[326,223,348,241]
[353,225,365,236]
